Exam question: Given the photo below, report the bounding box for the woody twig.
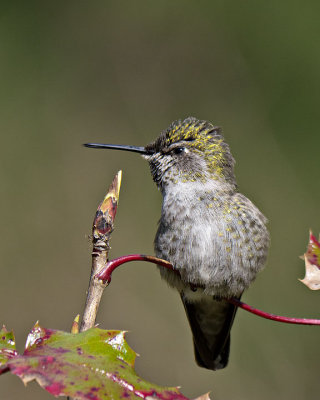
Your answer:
[80,170,122,332]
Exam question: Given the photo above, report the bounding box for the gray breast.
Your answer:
[155,184,269,298]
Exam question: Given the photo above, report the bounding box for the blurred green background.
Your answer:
[1,1,320,399]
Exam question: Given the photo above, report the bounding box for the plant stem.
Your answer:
[227,297,320,325]
[80,171,122,332]
[96,254,175,283]
[96,254,320,326]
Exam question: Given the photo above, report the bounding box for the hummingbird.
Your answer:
[84,117,269,370]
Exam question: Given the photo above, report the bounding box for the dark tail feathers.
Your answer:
[181,293,239,370]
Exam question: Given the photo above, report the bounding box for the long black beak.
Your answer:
[83,143,152,155]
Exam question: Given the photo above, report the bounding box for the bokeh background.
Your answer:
[1,1,320,399]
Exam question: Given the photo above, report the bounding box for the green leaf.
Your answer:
[4,323,189,400]
[0,326,18,367]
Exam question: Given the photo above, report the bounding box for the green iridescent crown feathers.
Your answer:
[145,117,235,183]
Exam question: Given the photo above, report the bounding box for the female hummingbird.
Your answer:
[84,117,269,370]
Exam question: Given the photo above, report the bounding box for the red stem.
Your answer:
[96,254,320,326]
[96,254,175,283]
[227,297,320,325]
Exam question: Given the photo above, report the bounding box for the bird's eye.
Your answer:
[173,147,186,155]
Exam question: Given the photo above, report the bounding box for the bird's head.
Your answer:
[84,117,236,191]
